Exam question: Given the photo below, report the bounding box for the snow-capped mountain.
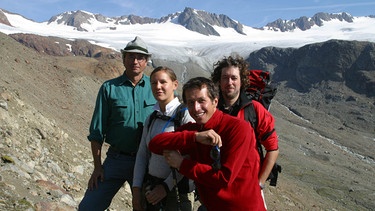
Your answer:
[47,7,246,36]
[1,7,375,72]
[264,12,355,32]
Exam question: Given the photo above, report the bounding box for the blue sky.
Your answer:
[1,0,375,27]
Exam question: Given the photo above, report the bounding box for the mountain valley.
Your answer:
[0,8,374,211]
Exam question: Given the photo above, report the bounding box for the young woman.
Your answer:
[132,66,195,211]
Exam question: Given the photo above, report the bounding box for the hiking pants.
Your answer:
[78,149,136,211]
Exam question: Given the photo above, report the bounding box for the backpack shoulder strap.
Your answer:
[173,103,188,129]
[243,101,258,131]
[147,103,187,132]
[147,110,158,131]
[243,101,265,162]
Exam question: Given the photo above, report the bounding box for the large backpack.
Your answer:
[244,69,281,187]
[245,69,277,110]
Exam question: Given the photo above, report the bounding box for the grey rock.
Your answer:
[0,100,8,110]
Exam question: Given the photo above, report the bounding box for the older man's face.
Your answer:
[123,52,148,75]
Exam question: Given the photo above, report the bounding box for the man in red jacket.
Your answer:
[211,55,279,194]
[149,77,266,211]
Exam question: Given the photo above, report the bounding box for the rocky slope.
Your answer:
[1,32,374,211]
[248,39,375,159]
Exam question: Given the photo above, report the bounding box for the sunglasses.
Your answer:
[210,145,221,171]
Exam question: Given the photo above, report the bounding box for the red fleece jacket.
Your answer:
[237,100,278,151]
[149,110,266,211]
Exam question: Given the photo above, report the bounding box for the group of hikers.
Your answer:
[78,36,279,211]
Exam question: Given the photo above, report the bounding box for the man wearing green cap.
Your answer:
[79,36,157,210]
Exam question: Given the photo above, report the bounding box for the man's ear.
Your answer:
[213,97,219,107]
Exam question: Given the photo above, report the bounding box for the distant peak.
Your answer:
[44,7,246,36]
[264,12,355,32]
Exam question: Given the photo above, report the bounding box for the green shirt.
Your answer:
[88,72,156,153]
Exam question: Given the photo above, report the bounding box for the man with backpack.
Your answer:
[211,55,279,207]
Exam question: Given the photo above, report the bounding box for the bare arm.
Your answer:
[87,141,104,190]
[258,149,279,186]
[132,187,145,211]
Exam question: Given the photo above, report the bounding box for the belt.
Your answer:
[109,147,137,157]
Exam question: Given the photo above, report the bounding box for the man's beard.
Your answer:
[223,90,239,101]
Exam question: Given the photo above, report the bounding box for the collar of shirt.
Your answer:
[218,93,240,114]
[199,109,222,131]
[153,97,180,116]
[120,72,146,86]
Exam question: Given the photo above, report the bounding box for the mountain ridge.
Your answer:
[46,7,246,36]
[264,12,355,31]
[2,7,374,36]
[2,6,375,69]
[43,9,375,35]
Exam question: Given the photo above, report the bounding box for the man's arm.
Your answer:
[258,149,279,186]
[253,101,279,186]
[149,130,196,154]
[163,123,252,189]
[149,128,222,154]
[87,141,104,190]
